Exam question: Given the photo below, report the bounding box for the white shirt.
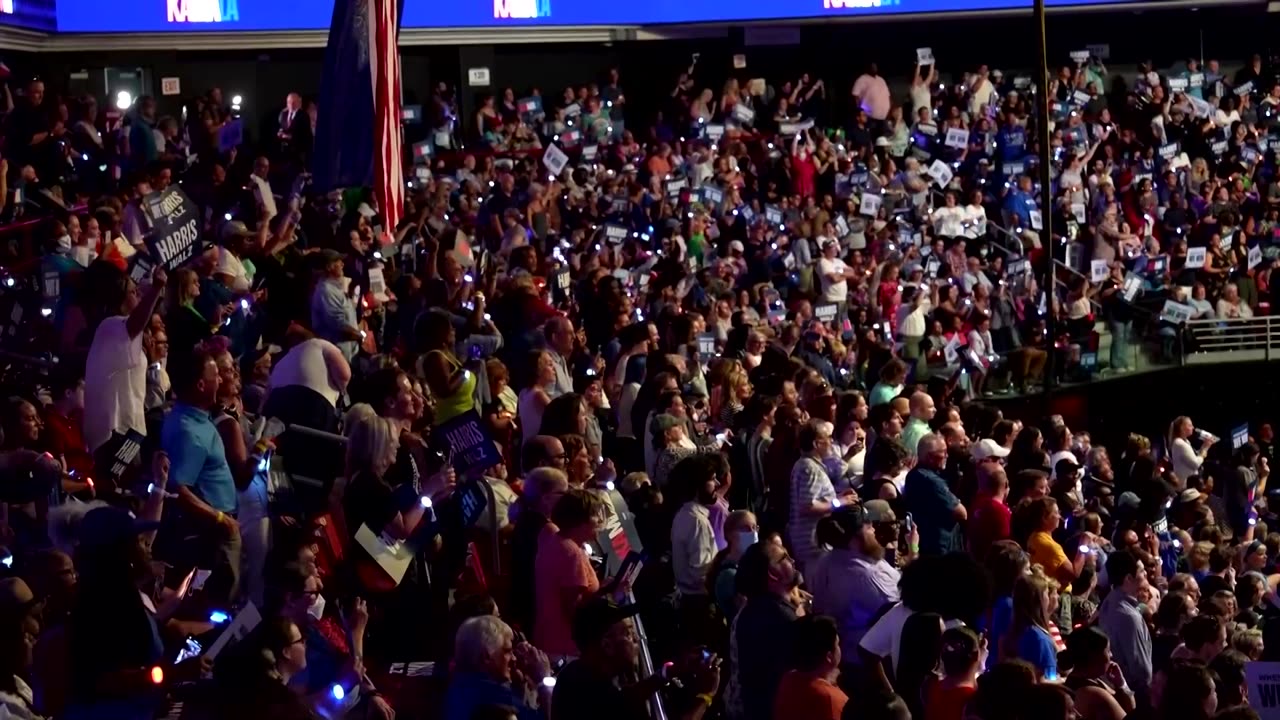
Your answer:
[963,204,987,239]
[671,501,717,596]
[547,349,574,399]
[216,248,251,293]
[932,206,966,238]
[818,257,849,303]
[861,603,963,675]
[969,77,997,116]
[1171,437,1203,483]
[268,339,346,408]
[83,316,147,452]
[968,328,995,358]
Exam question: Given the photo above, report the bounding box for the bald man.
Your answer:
[901,391,937,458]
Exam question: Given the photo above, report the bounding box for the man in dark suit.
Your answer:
[276,92,312,166]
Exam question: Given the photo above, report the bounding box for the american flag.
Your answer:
[369,0,404,233]
[312,0,405,228]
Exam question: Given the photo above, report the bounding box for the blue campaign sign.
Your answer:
[435,409,503,475]
[55,0,1138,33]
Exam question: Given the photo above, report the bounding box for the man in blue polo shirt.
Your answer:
[161,346,241,603]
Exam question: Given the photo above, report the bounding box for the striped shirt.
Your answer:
[789,456,837,571]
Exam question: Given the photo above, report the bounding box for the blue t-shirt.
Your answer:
[1016,625,1058,680]
[162,402,237,513]
[977,596,1014,670]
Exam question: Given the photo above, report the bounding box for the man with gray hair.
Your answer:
[904,433,967,555]
[444,614,553,720]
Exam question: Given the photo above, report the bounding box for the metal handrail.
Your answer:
[627,589,668,720]
[1183,315,1280,364]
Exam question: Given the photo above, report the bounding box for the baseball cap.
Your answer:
[79,506,160,548]
[221,220,255,243]
[1178,488,1203,503]
[572,597,642,650]
[729,240,745,254]
[972,438,1010,461]
[649,414,683,436]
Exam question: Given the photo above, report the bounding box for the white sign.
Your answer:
[815,303,838,323]
[1029,210,1043,231]
[1168,77,1189,92]
[355,524,414,586]
[916,47,934,64]
[1090,259,1109,283]
[1069,50,1091,63]
[542,144,570,178]
[1122,273,1143,302]
[1160,300,1194,324]
[1185,246,1207,269]
[944,335,961,364]
[944,128,969,150]
[1071,203,1087,223]
[779,119,815,136]
[368,267,388,302]
[859,192,882,217]
[731,103,756,126]
[705,124,726,141]
[467,67,491,87]
[1249,245,1263,270]
[732,54,747,69]
[161,77,182,96]
[205,603,262,661]
[928,160,954,188]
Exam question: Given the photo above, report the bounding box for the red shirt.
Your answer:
[42,407,94,479]
[968,492,1011,560]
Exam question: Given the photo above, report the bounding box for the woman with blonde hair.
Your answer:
[1168,415,1211,485]
[165,267,219,360]
[1002,566,1062,680]
[717,362,752,431]
[342,408,428,546]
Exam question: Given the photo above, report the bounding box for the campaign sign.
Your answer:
[916,47,934,64]
[603,224,630,245]
[1186,247,1207,269]
[765,205,784,226]
[860,192,882,217]
[436,410,502,475]
[1249,245,1263,270]
[701,186,724,207]
[1090,259,1109,283]
[696,333,717,356]
[929,159,954,188]
[944,128,968,150]
[1246,661,1280,718]
[1232,424,1251,451]
[128,254,156,286]
[542,144,570,178]
[1159,300,1193,325]
[665,176,688,200]
[99,428,146,481]
[1029,210,1044,231]
[815,303,838,323]
[143,186,203,271]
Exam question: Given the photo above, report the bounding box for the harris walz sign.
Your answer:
[143,186,204,270]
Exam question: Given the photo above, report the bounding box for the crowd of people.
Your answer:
[0,35,1278,720]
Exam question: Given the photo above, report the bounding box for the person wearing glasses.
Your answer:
[903,434,967,556]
